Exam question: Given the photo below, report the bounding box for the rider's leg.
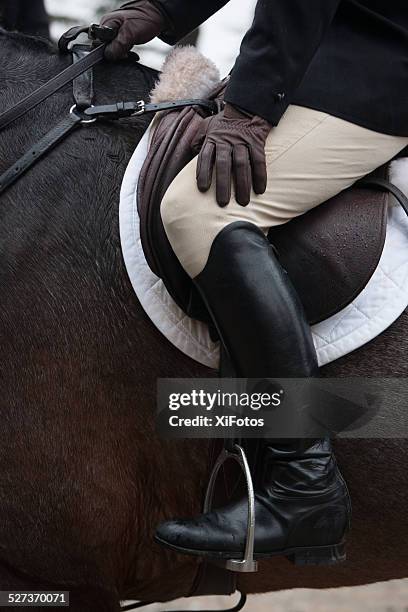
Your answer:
[161,105,408,280]
[156,106,408,561]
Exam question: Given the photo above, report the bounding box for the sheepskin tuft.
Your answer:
[150,46,220,103]
[390,157,408,199]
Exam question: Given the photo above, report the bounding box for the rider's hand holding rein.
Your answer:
[192,103,272,207]
[100,1,167,61]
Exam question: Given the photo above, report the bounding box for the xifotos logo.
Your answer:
[168,389,283,411]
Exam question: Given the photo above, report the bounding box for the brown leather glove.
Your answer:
[100,1,167,61]
[192,103,272,207]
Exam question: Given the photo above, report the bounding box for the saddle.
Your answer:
[137,84,407,327]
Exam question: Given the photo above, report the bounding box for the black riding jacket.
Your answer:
[153,0,408,136]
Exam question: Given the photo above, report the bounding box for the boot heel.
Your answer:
[287,542,346,566]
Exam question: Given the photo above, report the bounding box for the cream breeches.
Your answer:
[161,105,408,278]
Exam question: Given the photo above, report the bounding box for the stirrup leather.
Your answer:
[204,443,258,573]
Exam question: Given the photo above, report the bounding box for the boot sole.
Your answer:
[154,535,347,566]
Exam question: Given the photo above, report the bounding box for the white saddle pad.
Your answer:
[119,125,408,369]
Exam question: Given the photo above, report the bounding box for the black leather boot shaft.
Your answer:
[259,438,338,496]
[155,222,351,564]
[194,221,318,378]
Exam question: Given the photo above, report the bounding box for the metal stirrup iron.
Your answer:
[204,442,258,573]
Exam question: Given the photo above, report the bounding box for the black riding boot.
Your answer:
[155,222,351,564]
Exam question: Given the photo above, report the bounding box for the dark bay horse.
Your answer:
[0,30,407,611]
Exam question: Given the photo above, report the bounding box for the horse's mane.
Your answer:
[0,26,57,55]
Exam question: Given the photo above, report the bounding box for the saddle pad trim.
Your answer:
[120,127,220,365]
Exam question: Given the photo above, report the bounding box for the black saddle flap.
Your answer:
[269,183,388,325]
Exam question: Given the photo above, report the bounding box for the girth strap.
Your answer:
[0,44,105,132]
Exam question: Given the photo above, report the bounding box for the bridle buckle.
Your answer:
[132,100,146,116]
[69,104,97,124]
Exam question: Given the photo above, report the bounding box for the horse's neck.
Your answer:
[0,32,155,299]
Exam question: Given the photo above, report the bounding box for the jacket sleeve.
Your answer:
[224,0,341,125]
[151,0,231,44]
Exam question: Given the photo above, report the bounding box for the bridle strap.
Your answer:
[0,112,82,195]
[0,27,220,197]
[0,98,217,196]
[72,44,96,109]
[0,44,105,132]
[83,98,219,119]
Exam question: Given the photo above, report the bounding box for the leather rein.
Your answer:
[0,24,217,196]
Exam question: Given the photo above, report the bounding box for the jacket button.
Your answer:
[275,92,286,102]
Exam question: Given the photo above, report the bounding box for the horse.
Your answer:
[0,29,407,611]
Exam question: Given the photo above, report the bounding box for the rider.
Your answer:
[100,1,408,563]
